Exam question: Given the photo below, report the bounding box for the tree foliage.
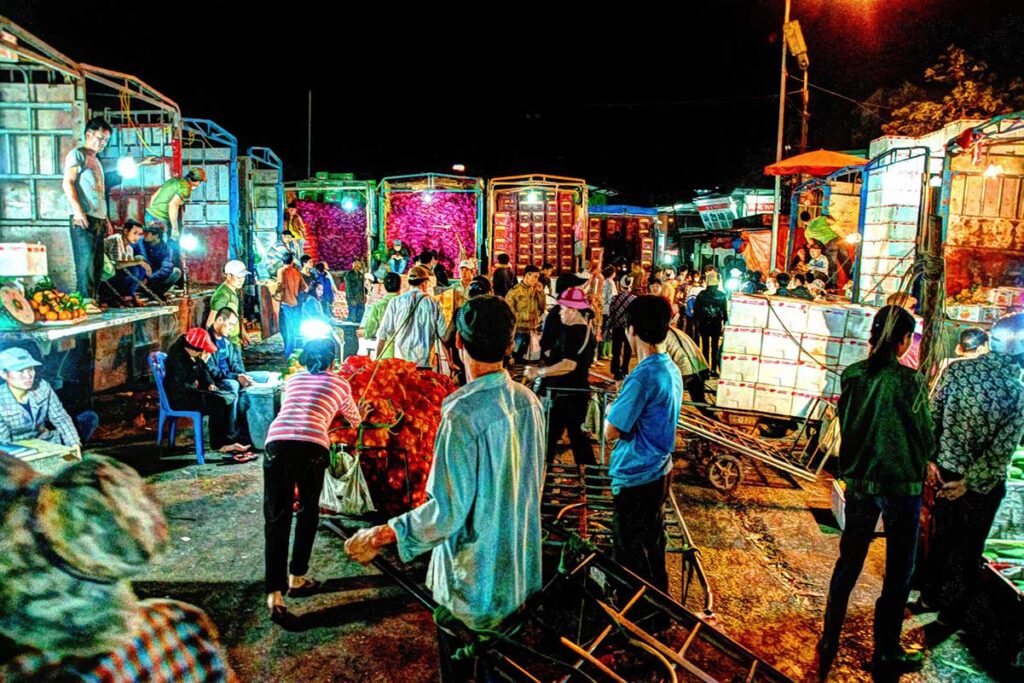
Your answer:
[881,45,1024,136]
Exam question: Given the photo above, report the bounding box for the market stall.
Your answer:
[787,165,862,286]
[378,173,483,273]
[587,205,659,269]
[487,174,587,274]
[286,173,375,269]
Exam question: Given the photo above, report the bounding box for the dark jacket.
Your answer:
[492,266,517,298]
[205,327,245,383]
[540,304,564,357]
[838,357,934,496]
[139,239,175,281]
[694,287,728,332]
[789,286,815,301]
[164,336,216,403]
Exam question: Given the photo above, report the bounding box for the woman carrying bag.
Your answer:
[263,338,369,625]
[524,287,597,466]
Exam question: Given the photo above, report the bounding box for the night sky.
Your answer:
[3,0,1021,204]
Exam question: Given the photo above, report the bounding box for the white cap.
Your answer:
[224,260,250,277]
[459,259,476,271]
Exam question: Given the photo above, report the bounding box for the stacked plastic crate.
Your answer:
[716,296,879,419]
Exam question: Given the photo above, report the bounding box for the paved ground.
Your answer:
[74,339,1010,682]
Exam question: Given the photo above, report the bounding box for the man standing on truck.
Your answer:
[62,116,113,299]
[146,169,206,241]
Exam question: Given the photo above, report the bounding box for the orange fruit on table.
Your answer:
[45,311,58,321]
[59,310,71,321]
[38,304,50,315]
[32,292,43,303]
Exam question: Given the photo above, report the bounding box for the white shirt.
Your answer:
[375,289,447,368]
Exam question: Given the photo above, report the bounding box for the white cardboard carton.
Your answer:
[796,362,829,393]
[761,329,802,361]
[721,326,763,355]
[728,294,769,328]
[716,380,755,411]
[757,358,800,388]
[754,384,793,416]
[800,334,843,366]
[720,354,761,383]
[844,305,878,340]
[805,303,850,337]
[839,338,871,367]
[767,298,809,335]
[790,390,826,420]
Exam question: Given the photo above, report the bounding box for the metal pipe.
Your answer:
[770,0,792,272]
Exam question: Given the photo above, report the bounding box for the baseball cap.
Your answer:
[0,347,42,374]
[184,328,217,354]
[224,260,250,277]
[408,265,432,284]
[459,259,476,271]
[558,287,591,310]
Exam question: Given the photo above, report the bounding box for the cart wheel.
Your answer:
[707,454,743,492]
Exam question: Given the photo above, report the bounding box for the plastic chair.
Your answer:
[148,352,206,464]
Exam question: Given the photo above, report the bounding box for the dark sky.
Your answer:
[3,0,1022,204]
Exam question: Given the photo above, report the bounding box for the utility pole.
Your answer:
[800,67,810,153]
[770,0,791,272]
[307,90,313,179]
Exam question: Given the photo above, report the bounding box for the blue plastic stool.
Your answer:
[149,352,207,464]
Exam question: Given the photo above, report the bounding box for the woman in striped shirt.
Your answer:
[264,338,366,624]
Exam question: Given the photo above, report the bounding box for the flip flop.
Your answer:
[288,577,321,598]
[231,451,258,463]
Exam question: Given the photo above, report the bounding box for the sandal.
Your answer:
[232,451,258,463]
[288,577,321,598]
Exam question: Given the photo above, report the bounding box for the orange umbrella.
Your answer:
[764,149,867,177]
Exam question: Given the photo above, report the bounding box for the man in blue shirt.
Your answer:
[138,224,182,298]
[345,295,546,681]
[604,295,683,592]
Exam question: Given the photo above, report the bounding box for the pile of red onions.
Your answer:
[297,200,369,269]
[384,192,478,272]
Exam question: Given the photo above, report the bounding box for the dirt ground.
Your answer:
[75,340,1010,682]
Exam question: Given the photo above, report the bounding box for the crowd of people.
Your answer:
[6,197,1024,682]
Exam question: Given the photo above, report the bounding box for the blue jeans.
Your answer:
[70,217,105,298]
[108,265,147,297]
[389,257,407,275]
[347,302,365,324]
[280,304,301,359]
[149,267,182,296]
[513,330,531,361]
[822,491,922,658]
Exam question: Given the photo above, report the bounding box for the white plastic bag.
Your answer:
[320,447,376,515]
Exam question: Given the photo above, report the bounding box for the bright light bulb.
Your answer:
[730,268,741,278]
[116,156,138,180]
[179,233,199,252]
[726,277,742,292]
[300,318,331,341]
[452,163,466,173]
[341,198,356,213]
[422,191,434,204]
[524,190,541,204]
[984,164,1003,178]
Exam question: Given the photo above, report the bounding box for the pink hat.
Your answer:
[558,287,591,310]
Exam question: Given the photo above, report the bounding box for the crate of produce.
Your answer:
[800,334,843,366]
[757,358,800,388]
[753,384,793,415]
[844,305,878,340]
[805,303,849,337]
[796,362,829,393]
[721,326,763,355]
[839,338,871,367]
[716,379,755,411]
[790,390,827,420]
[761,329,802,361]
[766,298,809,335]
[728,294,769,328]
[719,354,760,383]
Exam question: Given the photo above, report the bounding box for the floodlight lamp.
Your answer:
[300,318,332,341]
[179,233,199,252]
[117,156,138,180]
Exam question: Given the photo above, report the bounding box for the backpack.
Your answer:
[697,292,726,322]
